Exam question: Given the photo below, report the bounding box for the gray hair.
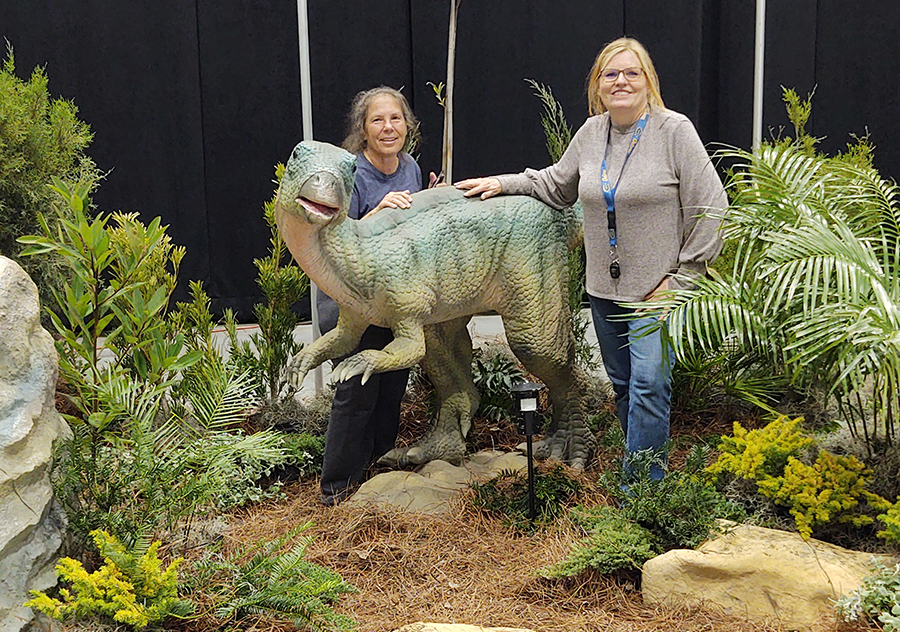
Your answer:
[341,86,421,155]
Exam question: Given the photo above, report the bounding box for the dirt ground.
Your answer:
[212,476,876,632]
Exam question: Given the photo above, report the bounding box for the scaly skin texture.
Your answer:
[275,141,595,469]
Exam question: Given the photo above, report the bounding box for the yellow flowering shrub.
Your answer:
[707,415,813,480]
[24,530,191,628]
[757,451,884,538]
[706,416,900,541]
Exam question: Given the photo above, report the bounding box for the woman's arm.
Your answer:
[455,117,597,208]
[669,119,728,291]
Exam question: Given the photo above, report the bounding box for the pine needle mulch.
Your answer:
[218,477,850,632]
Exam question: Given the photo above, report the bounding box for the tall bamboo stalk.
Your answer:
[442,0,460,183]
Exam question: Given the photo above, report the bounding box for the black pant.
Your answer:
[319,322,410,497]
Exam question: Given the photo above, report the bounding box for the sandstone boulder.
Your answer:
[642,521,893,631]
[0,257,68,632]
[347,450,528,514]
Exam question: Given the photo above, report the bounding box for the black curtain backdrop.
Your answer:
[2,1,898,320]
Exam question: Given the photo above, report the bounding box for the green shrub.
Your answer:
[539,505,659,578]
[706,415,897,541]
[279,432,326,475]
[757,450,885,539]
[25,530,192,629]
[470,463,582,531]
[226,163,308,404]
[19,183,287,548]
[0,44,99,312]
[606,446,746,551]
[187,524,356,631]
[471,345,525,423]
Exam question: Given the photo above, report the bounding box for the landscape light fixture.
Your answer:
[511,380,544,522]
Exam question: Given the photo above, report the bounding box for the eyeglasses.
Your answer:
[600,67,644,83]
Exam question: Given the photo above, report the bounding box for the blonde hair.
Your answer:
[341,86,421,155]
[586,37,665,116]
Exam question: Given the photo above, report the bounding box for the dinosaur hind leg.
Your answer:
[503,303,595,471]
[378,316,478,467]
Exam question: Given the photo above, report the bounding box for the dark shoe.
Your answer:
[319,487,351,507]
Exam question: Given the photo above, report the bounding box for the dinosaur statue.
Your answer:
[275,140,595,469]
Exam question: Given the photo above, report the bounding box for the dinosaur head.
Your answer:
[276,140,357,227]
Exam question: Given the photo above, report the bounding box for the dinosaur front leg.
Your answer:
[285,310,366,388]
[332,317,426,385]
[379,317,478,467]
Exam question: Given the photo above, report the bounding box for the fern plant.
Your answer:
[187,524,356,631]
[471,345,525,423]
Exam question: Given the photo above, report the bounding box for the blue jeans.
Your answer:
[589,295,673,481]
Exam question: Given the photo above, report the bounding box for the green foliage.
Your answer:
[669,343,788,414]
[187,524,356,631]
[525,79,572,165]
[707,416,813,481]
[470,463,582,531]
[279,432,326,476]
[0,44,99,312]
[645,89,900,450]
[605,446,745,551]
[471,346,525,422]
[226,163,308,404]
[539,506,660,578]
[19,184,288,548]
[25,530,192,629]
[837,561,900,631]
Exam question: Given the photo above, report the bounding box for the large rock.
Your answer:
[347,450,528,514]
[394,624,535,632]
[642,521,893,631]
[0,257,68,632]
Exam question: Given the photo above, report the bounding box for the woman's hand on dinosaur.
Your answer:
[369,190,413,215]
[455,177,502,200]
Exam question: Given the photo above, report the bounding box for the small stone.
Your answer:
[346,450,529,514]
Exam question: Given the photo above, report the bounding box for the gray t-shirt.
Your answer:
[496,107,727,303]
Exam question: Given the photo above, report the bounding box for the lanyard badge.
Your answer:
[601,109,649,279]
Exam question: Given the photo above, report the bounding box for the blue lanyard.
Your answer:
[601,109,649,249]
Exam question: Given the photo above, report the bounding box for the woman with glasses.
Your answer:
[456,37,727,482]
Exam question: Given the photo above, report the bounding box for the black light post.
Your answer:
[511,380,544,523]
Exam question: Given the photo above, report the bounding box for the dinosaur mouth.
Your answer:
[298,196,339,219]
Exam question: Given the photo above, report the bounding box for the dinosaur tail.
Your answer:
[566,201,584,251]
